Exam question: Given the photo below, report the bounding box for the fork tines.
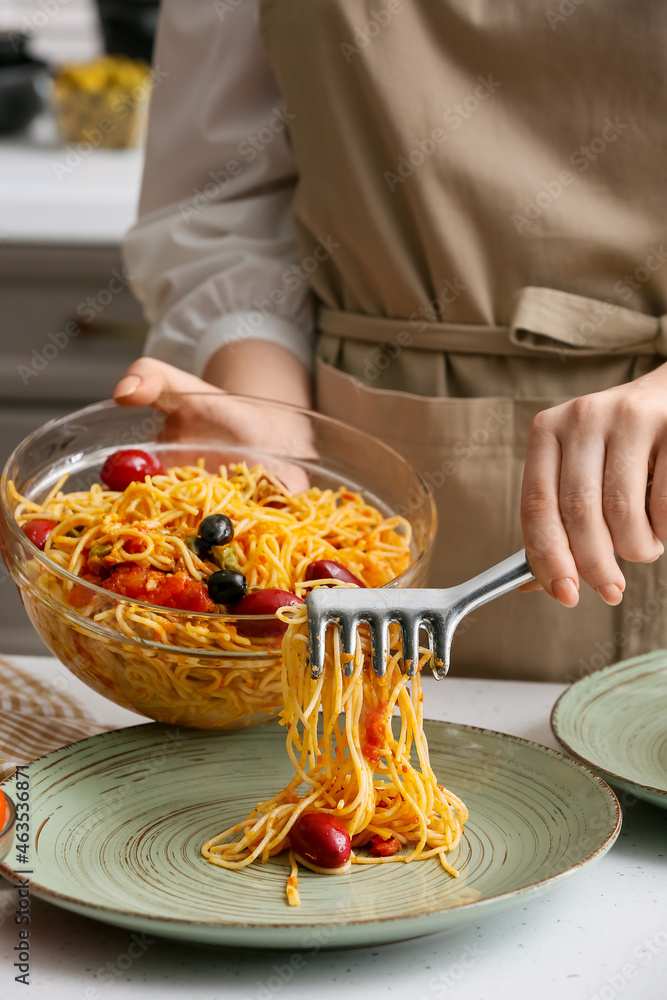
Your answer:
[306,588,445,680]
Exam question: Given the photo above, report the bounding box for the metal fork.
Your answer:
[306,549,534,680]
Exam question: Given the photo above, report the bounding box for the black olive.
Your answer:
[198,513,234,546]
[207,570,247,605]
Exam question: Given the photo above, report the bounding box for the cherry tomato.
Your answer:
[22,519,58,550]
[289,812,351,869]
[100,449,164,492]
[233,589,304,637]
[368,834,401,857]
[305,560,365,587]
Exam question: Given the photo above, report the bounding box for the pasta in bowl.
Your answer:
[0,396,436,729]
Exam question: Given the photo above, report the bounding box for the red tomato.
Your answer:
[289,812,351,869]
[100,450,164,492]
[155,572,217,613]
[104,566,217,613]
[305,560,365,587]
[0,789,7,831]
[21,519,58,550]
[368,834,401,857]
[233,589,304,637]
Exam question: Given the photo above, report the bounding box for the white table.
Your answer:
[1,656,665,1000]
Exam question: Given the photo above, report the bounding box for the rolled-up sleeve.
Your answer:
[123,0,314,374]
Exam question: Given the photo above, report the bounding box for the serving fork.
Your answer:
[306,549,535,680]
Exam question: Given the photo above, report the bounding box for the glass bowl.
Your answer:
[0,395,436,729]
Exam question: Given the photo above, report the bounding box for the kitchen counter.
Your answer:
[0,126,143,245]
[0,656,665,1000]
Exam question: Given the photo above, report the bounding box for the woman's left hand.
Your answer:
[520,366,667,608]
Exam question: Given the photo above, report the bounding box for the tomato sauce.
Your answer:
[103,566,217,613]
[361,700,388,764]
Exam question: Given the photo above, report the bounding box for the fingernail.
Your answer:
[596,584,624,606]
[115,374,141,398]
[552,578,579,607]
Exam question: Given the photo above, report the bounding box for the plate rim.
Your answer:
[0,719,622,933]
[551,655,667,802]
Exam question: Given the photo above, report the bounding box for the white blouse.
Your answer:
[123,0,314,375]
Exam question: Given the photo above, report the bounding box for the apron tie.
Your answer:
[510,286,667,356]
[318,288,667,358]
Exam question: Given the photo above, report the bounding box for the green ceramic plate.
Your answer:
[552,652,667,810]
[0,721,620,948]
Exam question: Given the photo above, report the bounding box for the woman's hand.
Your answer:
[521,366,667,608]
[112,349,315,491]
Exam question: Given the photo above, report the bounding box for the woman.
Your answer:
[115,0,667,681]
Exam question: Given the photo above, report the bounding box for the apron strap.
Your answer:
[319,287,667,358]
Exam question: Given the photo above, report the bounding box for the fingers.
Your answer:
[114,359,214,409]
[649,452,667,540]
[523,390,667,611]
[603,425,664,564]
[558,421,625,603]
[521,411,580,607]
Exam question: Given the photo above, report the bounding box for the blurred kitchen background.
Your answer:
[0,0,160,650]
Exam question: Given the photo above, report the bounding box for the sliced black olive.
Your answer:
[207,569,247,605]
[198,513,234,546]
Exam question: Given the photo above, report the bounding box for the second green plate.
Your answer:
[552,651,667,809]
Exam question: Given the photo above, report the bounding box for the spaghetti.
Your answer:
[202,604,468,905]
[10,461,411,728]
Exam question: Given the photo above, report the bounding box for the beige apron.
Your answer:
[259,0,667,681]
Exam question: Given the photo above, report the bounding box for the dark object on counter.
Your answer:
[0,33,47,134]
[95,0,161,64]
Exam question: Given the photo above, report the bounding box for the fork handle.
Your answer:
[447,549,535,622]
